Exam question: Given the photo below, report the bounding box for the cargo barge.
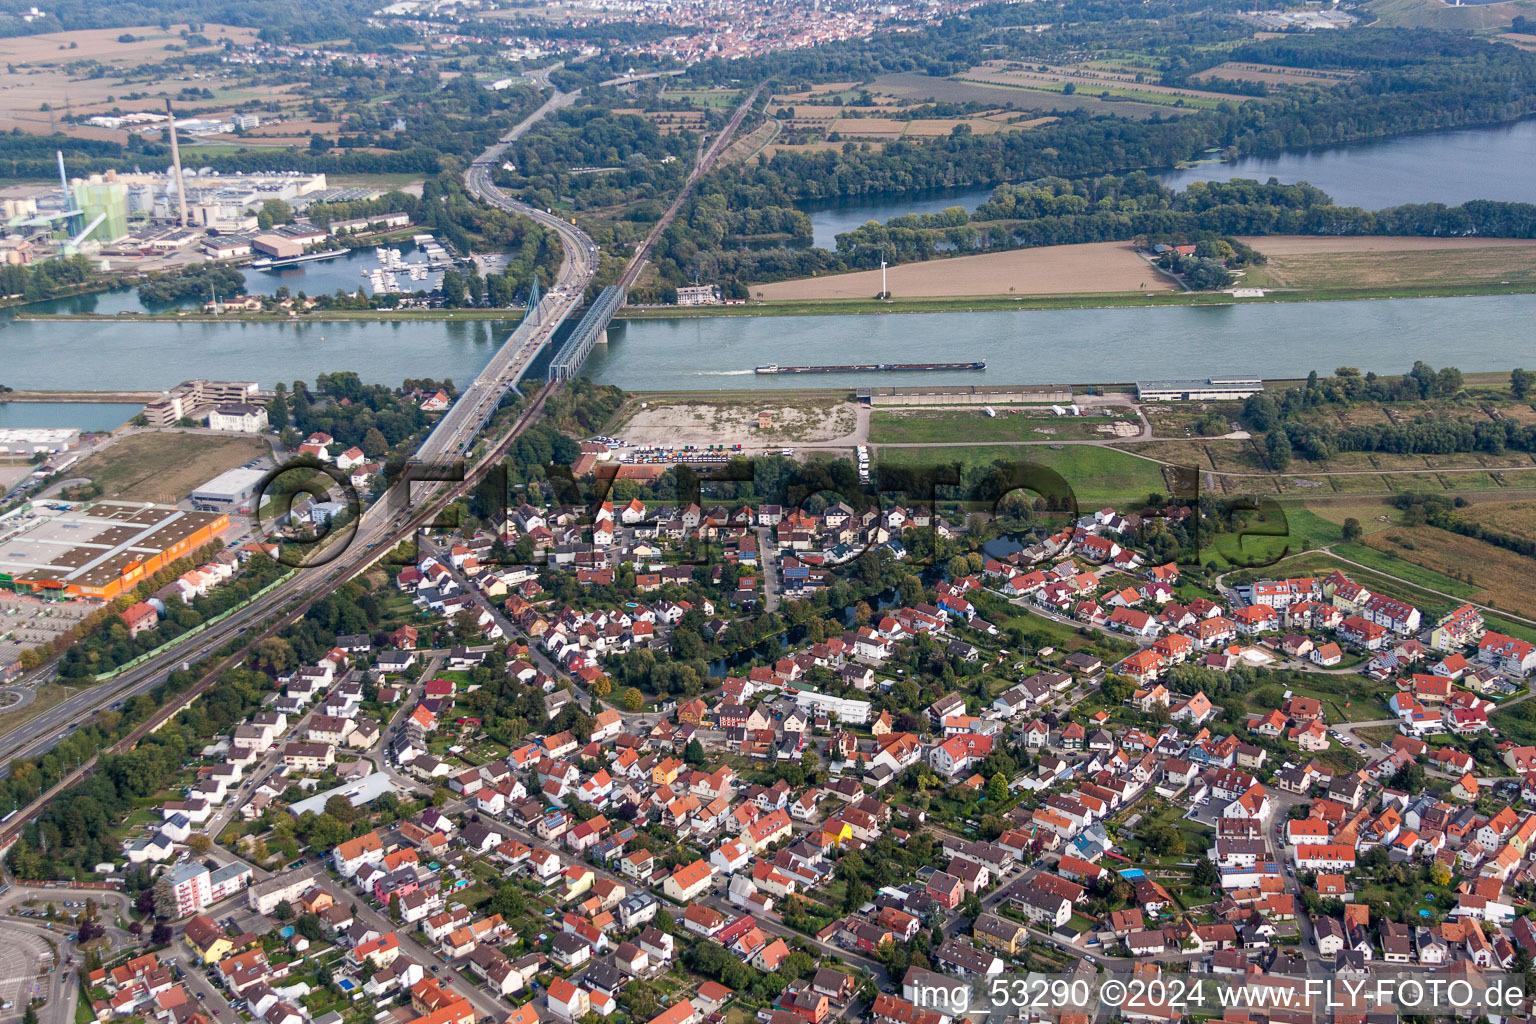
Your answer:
[755,361,985,375]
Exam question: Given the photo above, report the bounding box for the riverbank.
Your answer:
[616,279,1536,319]
[14,307,531,323]
[16,275,1536,324]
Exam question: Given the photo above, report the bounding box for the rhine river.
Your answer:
[5,293,1536,391]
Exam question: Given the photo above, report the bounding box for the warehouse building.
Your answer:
[1136,377,1265,402]
[0,501,230,600]
[190,467,267,512]
[858,384,1074,407]
[0,428,81,455]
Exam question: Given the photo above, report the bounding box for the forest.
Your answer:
[1242,363,1536,463]
[137,263,245,305]
[493,105,697,214]
[0,254,101,304]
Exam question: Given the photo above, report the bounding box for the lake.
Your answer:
[1158,118,1536,209]
[798,119,1536,251]
[0,402,145,432]
[799,185,995,250]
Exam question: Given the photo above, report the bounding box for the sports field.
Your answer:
[754,243,1171,300]
[876,444,1168,506]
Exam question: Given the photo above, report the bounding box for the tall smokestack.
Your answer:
[164,98,188,228]
[56,150,78,236]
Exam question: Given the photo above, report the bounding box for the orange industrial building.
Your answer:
[0,501,230,601]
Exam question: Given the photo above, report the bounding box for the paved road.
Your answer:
[0,69,598,806]
[0,884,140,1024]
[758,527,782,613]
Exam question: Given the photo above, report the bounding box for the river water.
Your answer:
[0,402,145,431]
[587,294,1536,390]
[0,314,528,390]
[4,292,1535,391]
[5,119,1535,393]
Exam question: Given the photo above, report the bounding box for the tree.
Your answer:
[269,382,289,430]
[488,883,527,919]
[187,834,212,854]
[1341,518,1363,543]
[1192,858,1219,886]
[362,427,389,458]
[1513,368,1535,399]
[273,900,294,922]
[986,772,1009,804]
[151,922,172,945]
[620,687,644,711]
[256,198,293,229]
[684,739,706,767]
[1266,428,1293,470]
[151,876,178,919]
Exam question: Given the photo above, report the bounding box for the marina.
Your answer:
[248,248,349,270]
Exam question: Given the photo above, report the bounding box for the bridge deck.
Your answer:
[548,285,625,382]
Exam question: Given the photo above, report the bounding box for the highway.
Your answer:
[0,71,599,838]
[431,73,597,460]
[0,70,756,849]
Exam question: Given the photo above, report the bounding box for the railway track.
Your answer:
[0,381,560,852]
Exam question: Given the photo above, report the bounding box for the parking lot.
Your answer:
[0,920,52,1021]
[0,594,98,676]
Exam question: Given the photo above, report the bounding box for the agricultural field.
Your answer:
[871,408,1141,444]
[72,431,268,503]
[666,89,743,107]
[1190,62,1354,88]
[753,242,1172,300]
[956,60,1235,109]
[1239,236,1536,291]
[0,24,262,138]
[1368,0,1536,31]
[869,72,1183,120]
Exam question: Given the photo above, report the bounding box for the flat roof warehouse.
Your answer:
[1136,377,1265,401]
[191,467,268,511]
[0,501,230,600]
